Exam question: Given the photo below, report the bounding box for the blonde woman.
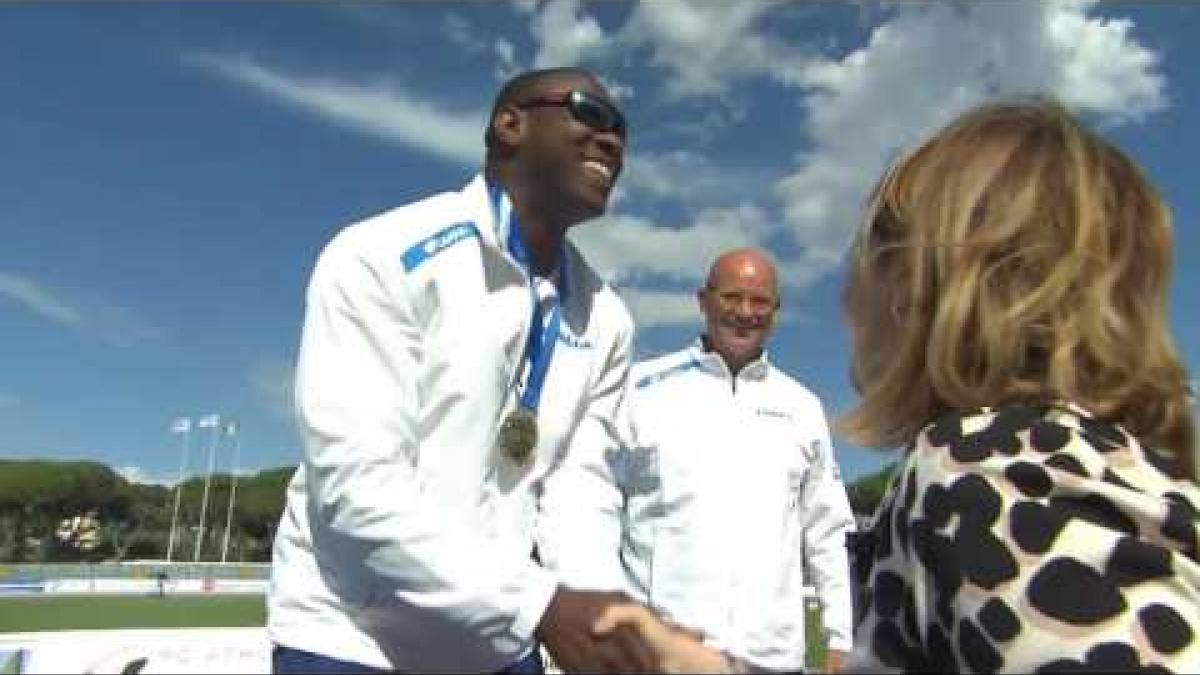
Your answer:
[593,99,1199,673]
[842,99,1198,672]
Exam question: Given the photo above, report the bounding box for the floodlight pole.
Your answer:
[220,425,241,564]
[165,420,191,563]
[193,418,221,562]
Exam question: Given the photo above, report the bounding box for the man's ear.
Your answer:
[492,106,524,150]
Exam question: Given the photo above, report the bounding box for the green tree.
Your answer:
[232,467,294,561]
[845,461,900,517]
[0,460,296,563]
[0,460,126,561]
[104,482,171,561]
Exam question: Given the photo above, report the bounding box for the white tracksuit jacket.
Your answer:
[539,341,856,672]
[267,173,636,672]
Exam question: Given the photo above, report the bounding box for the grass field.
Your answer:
[0,595,266,633]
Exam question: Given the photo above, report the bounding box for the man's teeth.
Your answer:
[583,161,611,181]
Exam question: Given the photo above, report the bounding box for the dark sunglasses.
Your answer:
[516,89,626,138]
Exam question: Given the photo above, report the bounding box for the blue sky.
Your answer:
[1,1,1197,486]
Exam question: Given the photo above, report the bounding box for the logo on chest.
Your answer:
[756,407,793,421]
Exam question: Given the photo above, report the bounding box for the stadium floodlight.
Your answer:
[220,419,241,564]
[165,417,192,563]
[193,413,222,562]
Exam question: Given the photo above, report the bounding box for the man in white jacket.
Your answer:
[540,248,856,673]
[268,67,663,674]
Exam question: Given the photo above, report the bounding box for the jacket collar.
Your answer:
[463,173,504,252]
[468,173,565,284]
[687,337,771,381]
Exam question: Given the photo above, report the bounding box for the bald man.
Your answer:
[539,248,856,673]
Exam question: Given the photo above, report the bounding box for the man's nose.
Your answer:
[731,297,760,315]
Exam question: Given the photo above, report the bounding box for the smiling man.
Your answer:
[697,249,783,379]
[267,67,661,674]
[540,248,857,673]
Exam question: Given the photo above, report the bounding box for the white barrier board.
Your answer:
[36,578,269,595]
[0,627,270,674]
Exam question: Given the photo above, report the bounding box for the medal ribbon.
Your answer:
[492,186,567,415]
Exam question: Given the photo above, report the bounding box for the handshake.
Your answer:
[536,587,734,674]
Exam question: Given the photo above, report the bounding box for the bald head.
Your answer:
[698,247,780,374]
[705,248,779,295]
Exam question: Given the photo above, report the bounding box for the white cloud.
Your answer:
[0,393,19,409]
[0,273,160,347]
[443,13,489,55]
[494,39,521,82]
[616,287,698,330]
[619,1,789,99]
[187,53,485,167]
[769,0,1167,287]
[521,0,639,101]
[1047,2,1165,121]
[618,150,769,208]
[0,272,83,327]
[184,1,1166,336]
[117,465,178,487]
[443,13,523,86]
[529,0,612,69]
[86,296,164,348]
[572,205,768,287]
[552,0,1165,329]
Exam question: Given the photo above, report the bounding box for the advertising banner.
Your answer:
[0,627,269,674]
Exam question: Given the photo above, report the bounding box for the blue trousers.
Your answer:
[272,644,544,674]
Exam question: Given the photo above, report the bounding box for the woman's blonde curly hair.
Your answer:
[839,98,1195,480]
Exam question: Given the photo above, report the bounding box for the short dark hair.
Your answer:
[483,67,599,151]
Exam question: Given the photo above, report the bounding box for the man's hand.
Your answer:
[537,587,658,673]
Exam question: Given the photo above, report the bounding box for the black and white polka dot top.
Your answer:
[848,402,1200,673]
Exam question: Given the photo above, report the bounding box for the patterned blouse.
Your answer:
[848,402,1200,673]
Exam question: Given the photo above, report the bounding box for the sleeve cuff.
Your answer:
[513,563,560,653]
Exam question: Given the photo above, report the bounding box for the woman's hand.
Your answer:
[591,603,733,673]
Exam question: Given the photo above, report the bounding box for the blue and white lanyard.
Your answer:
[492,186,567,414]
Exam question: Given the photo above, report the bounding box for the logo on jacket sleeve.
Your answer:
[402,221,480,272]
[802,438,822,464]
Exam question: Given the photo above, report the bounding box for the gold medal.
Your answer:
[498,408,538,464]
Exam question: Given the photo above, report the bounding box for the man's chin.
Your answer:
[577,182,612,215]
[719,338,758,356]
[582,198,609,220]
[565,196,606,226]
